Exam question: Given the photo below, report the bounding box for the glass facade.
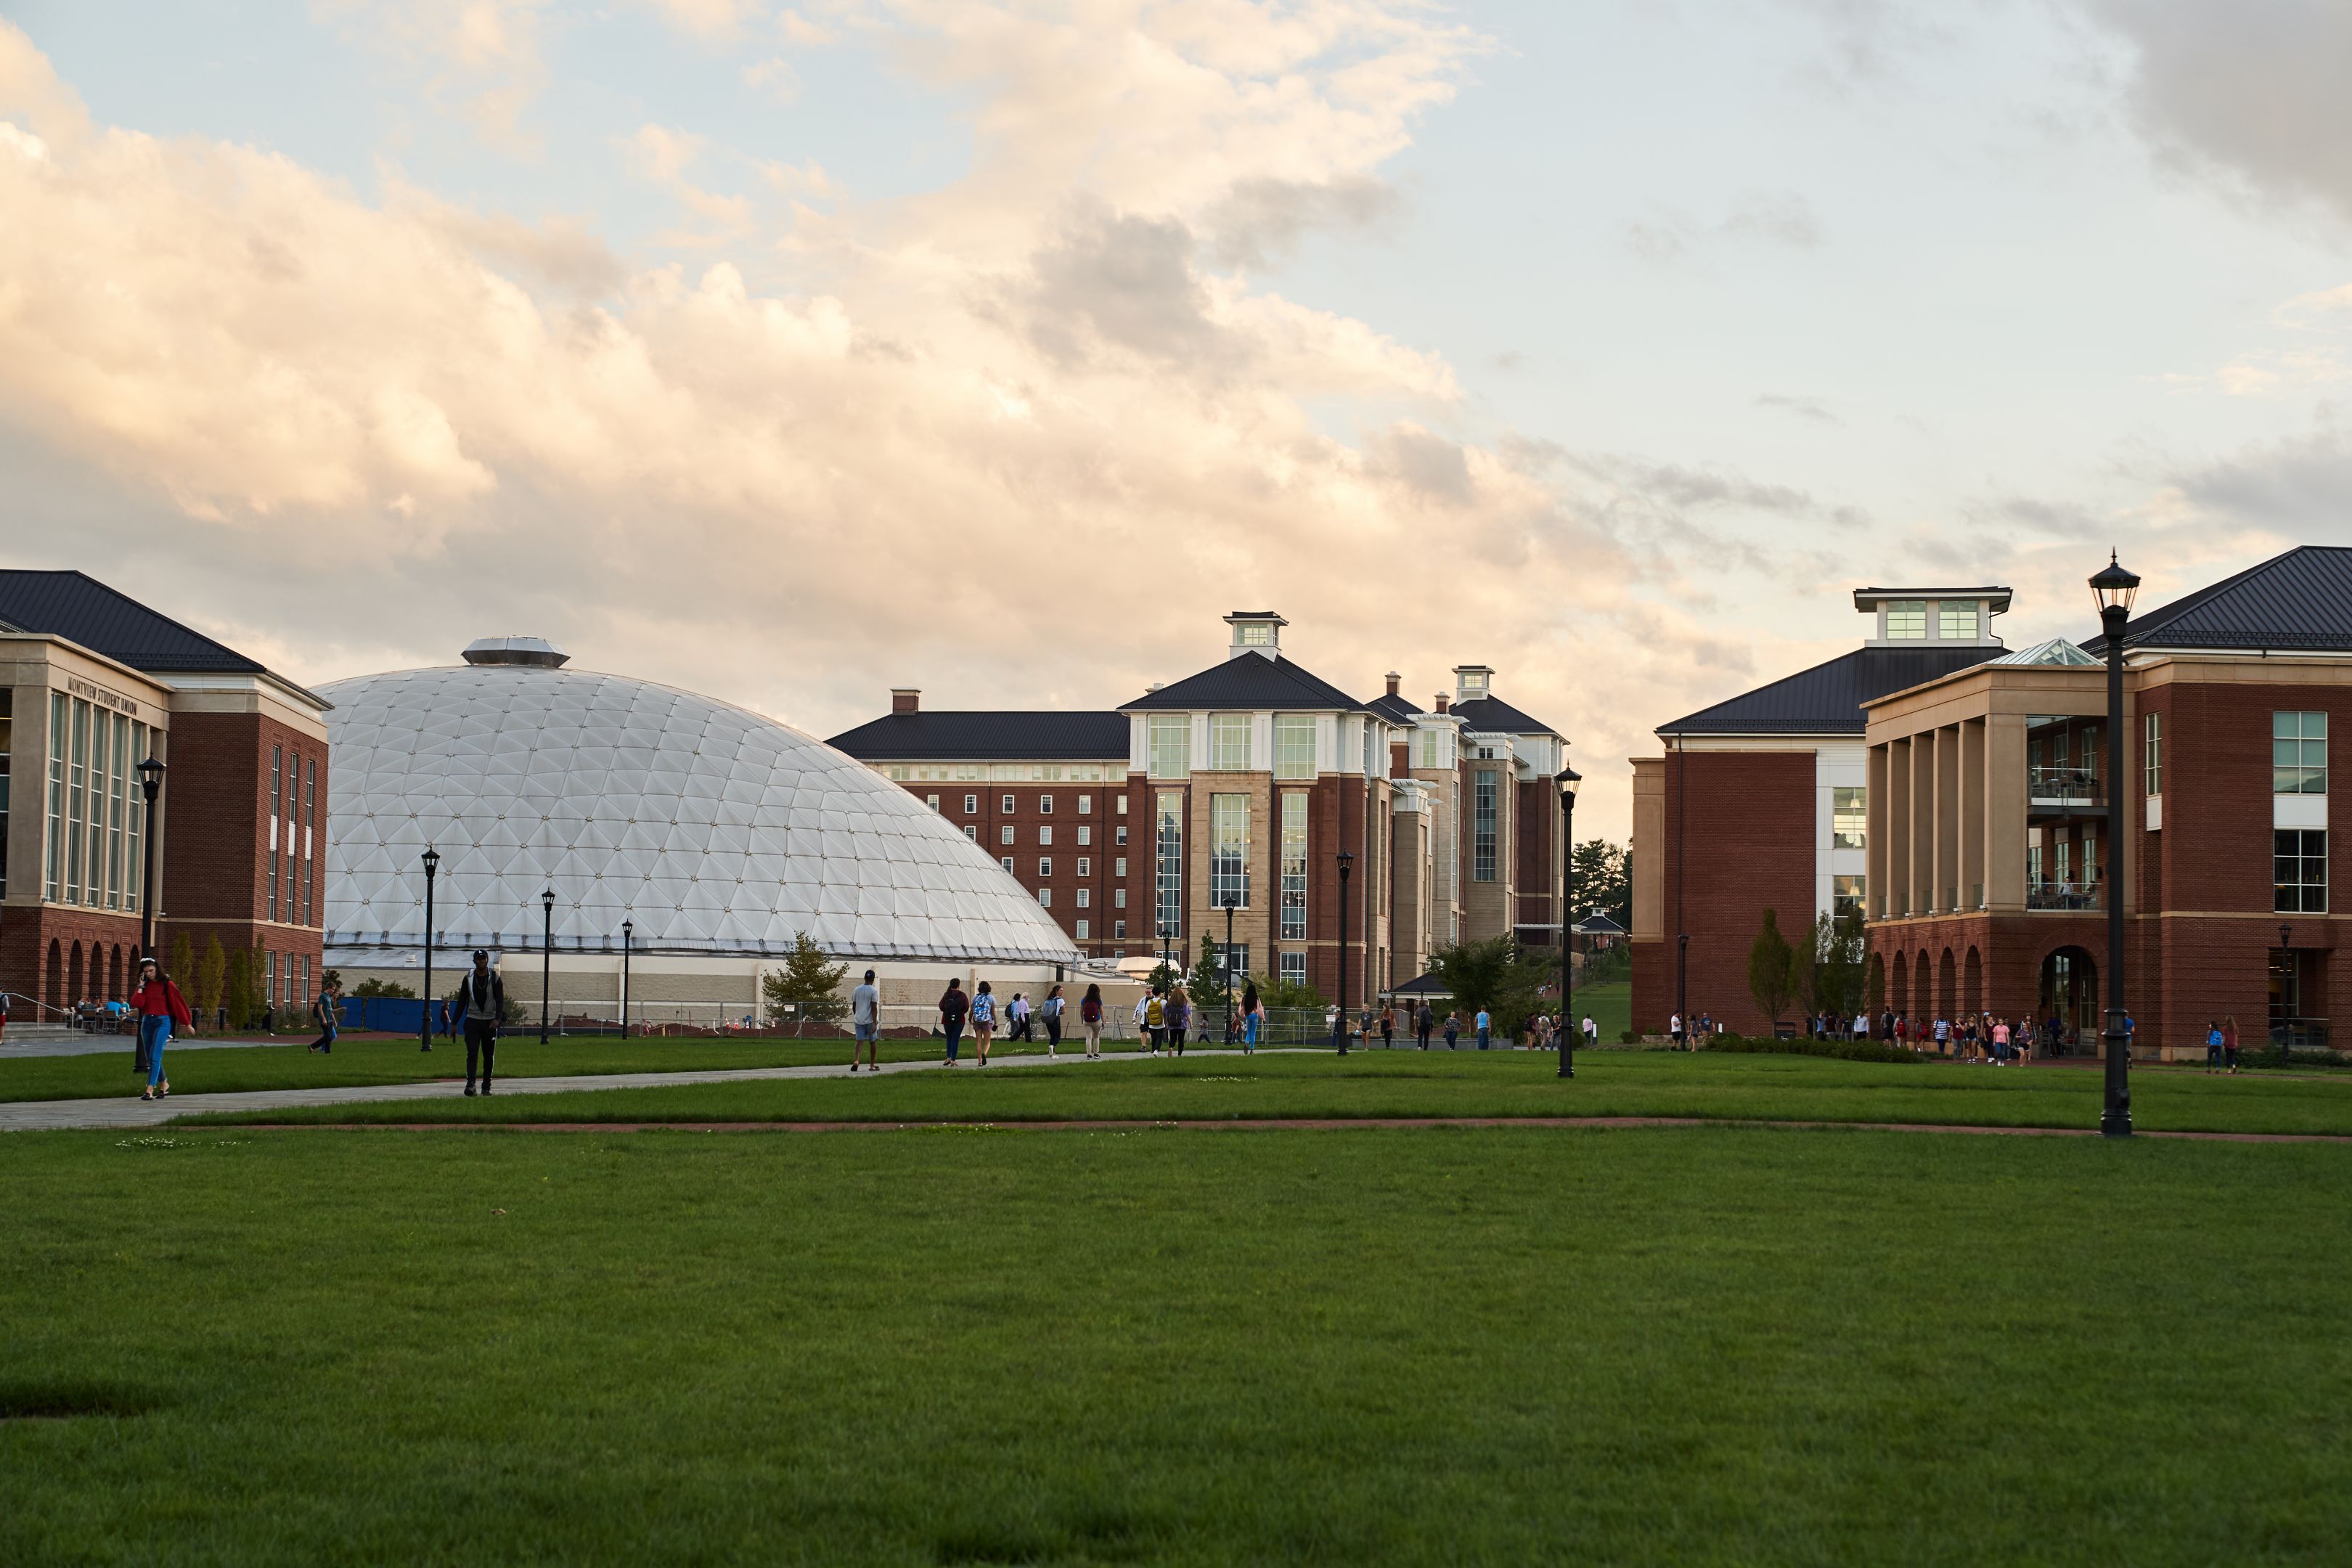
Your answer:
[1831,787,1866,849]
[38,694,150,911]
[1155,792,1184,939]
[1148,714,1189,779]
[1210,794,1250,908]
[1210,714,1251,771]
[2276,830,2327,913]
[1273,715,1315,779]
[1832,875,1865,921]
[1280,793,1307,939]
[1473,769,1498,882]
[46,693,65,901]
[2144,711,2162,796]
[2274,711,2327,794]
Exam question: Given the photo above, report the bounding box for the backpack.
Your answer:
[1081,996,1101,1024]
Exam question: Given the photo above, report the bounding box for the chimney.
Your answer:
[1147,682,1165,694]
[891,688,920,715]
[1434,693,1450,714]
[1385,671,1401,698]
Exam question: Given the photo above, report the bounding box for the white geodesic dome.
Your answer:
[317,655,1078,964]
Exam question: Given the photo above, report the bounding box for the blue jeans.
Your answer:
[1244,1014,1260,1045]
[1477,1029,1490,1050]
[142,1014,171,1087]
[943,1021,963,1061]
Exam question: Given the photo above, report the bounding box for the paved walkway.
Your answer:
[0,1047,1291,1132]
[1,1034,298,1061]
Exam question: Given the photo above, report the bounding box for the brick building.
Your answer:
[1633,545,2352,1055]
[828,612,1569,1008]
[0,571,330,1017]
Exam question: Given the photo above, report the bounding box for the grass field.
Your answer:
[4,1123,2348,1565]
[179,1048,2352,1137]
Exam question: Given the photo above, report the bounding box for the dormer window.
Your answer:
[1885,601,1927,639]
[1462,671,1488,691]
[1939,603,1980,640]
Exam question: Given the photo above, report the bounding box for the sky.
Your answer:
[2,0,2348,841]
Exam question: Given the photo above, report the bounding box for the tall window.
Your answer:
[1000,825,1014,845]
[1038,888,1052,908]
[0,690,13,898]
[1832,875,1865,920]
[2274,711,2327,794]
[1473,769,1498,882]
[1038,795,1053,813]
[1148,715,1189,779]
[1038,825,1053,846]
[1210,714,1251,771]
[1076,888,1090,907]
[1937,603,1978,640]
[1273,715,1316,779]
[1155,793,1184,938]
[107,714,128,908]
[1077,794,1092,814]
[1281,951,1305,985]
[124,720,147,911]
[1281,793,1307,939]
[1885,600,1927,638]
[1413,727,1445,769]
[66,695,88,904]
[1077,825,1091,845]
[2276,830,2327,912]
[1076,919,1090,939]
[2082,825,2100,888]
[1002,793,1016,813]
[2144,711,2163,797]
[1038,858,1053,877]
[1831,787,1866,849]
[1211,795,1251,907]
[46,693,67,901]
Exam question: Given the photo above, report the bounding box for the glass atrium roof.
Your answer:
[319,661,1079,963]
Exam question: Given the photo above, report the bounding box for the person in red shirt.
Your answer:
[128,955,195,1101]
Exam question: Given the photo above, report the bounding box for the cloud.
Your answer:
[1755,393,1839,425]
[311,0,552,150]
[1201,175,1401,269]
[2075,0,2352,226]
[1626,192,1823,263]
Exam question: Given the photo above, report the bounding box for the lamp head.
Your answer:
[1336,849,1355,878]
[136,754,166,792]
[1556,764,1582,802]
[420,846,441,875]
[2089,549,2141,618]
[542,887,556,911]
[622,918,633,939]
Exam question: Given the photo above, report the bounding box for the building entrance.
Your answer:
[2269,948,2326,1056]
[2038,946,2098,1056]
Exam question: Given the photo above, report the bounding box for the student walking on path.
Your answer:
[1167,989,1191,1056]
[1475,1007,1493,1050]
[1379,1003,1395,1050]
[1142,989,1165,1053]
[1241,982,1263,1052]
[2223,1015,2240,1073]
[849,969,881,1072]
[1443,1009,1460,1050]
[938,978,969,1063]
[1416,1002,1434,1050]
[452,950,507,1096]
[307,979,340,1055]
[1080,984,1105,1059]
[969,981,998,1066]
[129,955,193,1101]
[1041,985,1065,1058]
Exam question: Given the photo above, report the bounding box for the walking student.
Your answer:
[850,968,881,1072]
[970,980,998,1066]
[1143,989,1165,1053]
[1415,1002,1434,1050]
[1241,981,1262,1052]
[2205,1019,2224,1073]
[1080,983,1105,1059]
[1475,1006,1493,1050]
[1379,1003,1395,1050]
[2223,1014,2239,1074]
[1443,1009,1460,1050]
[308,979,340,1055]
[1041,984,1065,1058]
[129,955,194,1101]
[1167,988,1191,1055]
[452,949,506,1095]
[938,976,969,1064]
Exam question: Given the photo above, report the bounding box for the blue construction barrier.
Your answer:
[335,996,454,1034]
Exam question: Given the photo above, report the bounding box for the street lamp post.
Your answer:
[2091,550,2141,1138]
[1222,894,1238,1037]
[621,919,634,1040]
[1557,766,1581,1079]
[2279,922,2294,1066]
[540,888,555,1043]
[135,756,166,960]
[418,846,440,1053]
[1335,850,1355,1055]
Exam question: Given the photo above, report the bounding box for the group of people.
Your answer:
[1132,981,1268,1053]
[926,978,1102,1066]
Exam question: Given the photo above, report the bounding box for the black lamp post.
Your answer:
[1222,894,1238,1034]
[1557,765,1581,1079]
[540,889,555,1043]
[135,756,166,960]
[418,846,440,1053]
[2279,922,2294,1066]
[621,918,634,1040]
[1334,849,1355,1055]
[2091,550,2140,1138]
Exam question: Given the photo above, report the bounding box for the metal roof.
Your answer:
[1367,692,1423,724]
[0,568,267,674]
[1450,693,1559,737]
[1118,654,1372,714]
[1990,637,2101,667]
[1661,645,2000,735]
[2084,544,2352,655]
[1853,585,2013,613]
[828,711,1130,761]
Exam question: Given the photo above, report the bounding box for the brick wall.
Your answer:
[893,775,1135,957]
[1659,749,1815,1035]
[157,709,325,1008]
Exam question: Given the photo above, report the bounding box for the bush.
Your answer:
[1619,1029,1642,1045]
[1704,1033,1920,1066]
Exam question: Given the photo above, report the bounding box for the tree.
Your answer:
[1428,934,1556,1041]
[168,931,195,987]
[1569,839,1631,927]
[1803,908,1868,1021]
[1186,932,1230,1021]
[761,931,851,1035]
[353,978,415,1000]
[196,934,229,1027]
[1747,909,1797,1030]
[225,946,253,1031]
[1146,958,1182,996]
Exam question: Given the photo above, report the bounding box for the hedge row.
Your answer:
[1702,1034,1922,1066]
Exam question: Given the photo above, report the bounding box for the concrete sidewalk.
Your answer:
[0,1047,1301,1132]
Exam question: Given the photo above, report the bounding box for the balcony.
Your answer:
[2025,879,2104,912]
[2028,764,2104,809]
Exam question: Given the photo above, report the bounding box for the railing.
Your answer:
[2028,765,2103,805]
[2271,1018,2329,1061]
[2025,880,2104,912]
[1,992,75,1024]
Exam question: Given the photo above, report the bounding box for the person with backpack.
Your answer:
[1414,1002,1433,1050]
[129,955,194,1101]
[937,978,970,1064]
[1080,984,1105,1059]
[1040,985,1065,1058]
[1167,988,1191,1056]
[969,980,998,1066]
[451,950,507,1096]
[308,979,340,1055]
[1143,989,1166,1053]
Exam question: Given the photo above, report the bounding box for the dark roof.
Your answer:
[1119,653,1370,714]
[0,569,266,674]
[1450,693,1557,737]
[827,711,1129,761]
[1387,973,1453,996]
[1661,645,1999,735]
[1572,911,1629,935]
[1367,692,1421,724]
[2084,545,2352,656]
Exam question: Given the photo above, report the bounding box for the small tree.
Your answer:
[196,934,229,1026]
[354,978,415,1000]
[1569,839,1632,928]
[168,931,195,986]
[1146,957,1181,995]
[1804,908,1868,1021]
[761,931,851,1035]
[1429,934,1555,1041]
[1187,933,1230,1021]
[1747,908,1796,1031]
[225,947,253,1031]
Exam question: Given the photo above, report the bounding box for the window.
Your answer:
[1002,793,1016,813]
[964,793,979,814]
[1210,714,1251,771]
[2274,711,2327,794]
[2083,825,2100,887]
[1000,856,1015,873]
[1038,888,1053,908]
[888,764,909,780]
[1114,920,1127,939]
[1211,795,1251,907]
[45,693,65,901]
[1039,825,1053,846]
[66,696,87,904]
[1155,792,1184,938]
[1114,857,1127,877]
[1148,715,1189,779]
[1000,825,1015,845]
[1273,715,1316,779]
[1937,602,1979,640]
[1832,787,1866,850]
[1077,857,1090,877]
[963,825,977,841]
[1413,727,1446,769]
[1885,600,1927,638]
[2144,712,2163,797]
[1075,918,1090,939]
[1114,888,1127,908]
[1221,944,1251,983]
[2276,830,2327,912]
[926,793,941,812]
[1115,825,1128,846]
[301,755,315,925]
[1460,670,1488,693]
[105,715,126,908]
[2056,839,2071,886]
[1039,795,1053,813]
[1281,951,1306,984]
[1116,793,1128,814]
[1237,622,1273,646]
[1078,794,1092,814]
[1281,793,1307,939]
[1832,875,1865,920]
[1038,857,1053,877]
[1077,825,1091,846]
[1077,888,1090,908]
[1473,769,1498,882]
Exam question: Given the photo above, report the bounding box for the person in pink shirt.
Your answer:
[1991,1018,2010,1064]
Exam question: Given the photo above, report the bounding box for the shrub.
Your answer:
[1619,1029,1642,1045]
[1704,1033,1919,1066]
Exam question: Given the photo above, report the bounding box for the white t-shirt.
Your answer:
[851,984,878,1027]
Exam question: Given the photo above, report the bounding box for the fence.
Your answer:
[328,997,1366,1045]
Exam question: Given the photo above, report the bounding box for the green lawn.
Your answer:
[1574,978,1630,1042]
[3,1124,2348,1564]
[182,1048,2352,1137]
